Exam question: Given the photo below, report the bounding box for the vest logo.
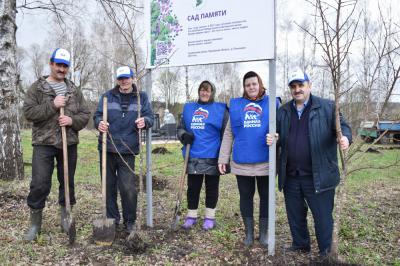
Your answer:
[243,103,262,128]
[191,107,209,129]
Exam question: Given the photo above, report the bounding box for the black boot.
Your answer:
[243,217,254,247]
[259,218,268,248]
[24,208,43,241]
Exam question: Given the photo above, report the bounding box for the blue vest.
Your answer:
[230,96,279,164]
[182,102,226,159]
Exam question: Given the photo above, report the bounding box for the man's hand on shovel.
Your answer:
[135,117,146,129]
[98,121,109,133]
[58,115,72,127]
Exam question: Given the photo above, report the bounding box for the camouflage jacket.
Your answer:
[23,76,91,148]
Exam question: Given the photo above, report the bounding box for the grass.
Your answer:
[346,148,400,186]
[0,129,399,265]
[339,147,400,265]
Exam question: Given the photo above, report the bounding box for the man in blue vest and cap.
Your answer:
[267,69,352,258]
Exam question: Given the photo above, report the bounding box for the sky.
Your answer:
[15,0,400,102]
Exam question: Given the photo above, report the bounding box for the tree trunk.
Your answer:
[0,0,24,180]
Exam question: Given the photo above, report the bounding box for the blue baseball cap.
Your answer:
[288,70,309,85]
[50,48,71,66]
[116,66,135,79]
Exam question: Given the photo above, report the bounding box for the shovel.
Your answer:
[60,107,76,245]
[126,87,148,252]
[93,97,116,246]
[171,143,191,231]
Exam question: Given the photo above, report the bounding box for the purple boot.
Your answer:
[182,217,197,229]
[202,218,216,230]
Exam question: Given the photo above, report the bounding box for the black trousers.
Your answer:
[284,175,335,255]
[101,152,137,224]
[27,145,77,209]
[236,175,269,218]
[187,174,220,210]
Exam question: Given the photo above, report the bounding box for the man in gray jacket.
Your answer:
[23,48,90,241]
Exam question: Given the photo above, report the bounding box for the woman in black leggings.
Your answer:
[177,80,228,230]
[218,71,280,247]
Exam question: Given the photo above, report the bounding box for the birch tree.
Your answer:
[0,0,24,180]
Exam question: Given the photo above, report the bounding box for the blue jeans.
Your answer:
[284,175,335,255]
[101,152,137,225]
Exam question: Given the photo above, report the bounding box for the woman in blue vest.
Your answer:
[177,81,228,230]
[218,71,279,248]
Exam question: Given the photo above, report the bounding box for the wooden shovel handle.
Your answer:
[60,107,71,211]
[178,144,190,203]
[102,97,108,217]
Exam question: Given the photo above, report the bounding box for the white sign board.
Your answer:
[146,0,275,68]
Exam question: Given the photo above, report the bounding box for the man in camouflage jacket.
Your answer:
[22,48,90,241]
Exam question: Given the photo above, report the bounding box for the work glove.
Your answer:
[182,132,194,145]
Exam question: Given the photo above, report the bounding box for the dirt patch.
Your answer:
[0,191,25,208]
[125,232,150,254]
[152,147,172,154]
[134,175,169,191]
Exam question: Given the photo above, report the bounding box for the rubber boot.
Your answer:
[126,221,135,234]
[259,218,268,248]
[243,217,254,247]
[202,218,216,230]
[203,208,216,230]
[182,209,198,230]
[182,217,197,229]
[24,208,43,241]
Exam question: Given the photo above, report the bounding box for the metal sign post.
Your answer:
[145,69,153,227]
[268,0,277,256]
[268,59,277,256]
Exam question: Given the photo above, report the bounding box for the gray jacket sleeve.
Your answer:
[220,107,229,139]
[218,118,233,164]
